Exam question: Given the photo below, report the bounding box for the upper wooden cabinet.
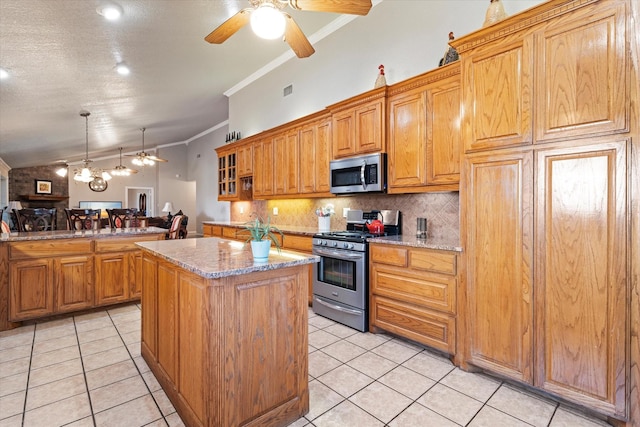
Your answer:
[237,142,253,177]
[252,137,274,198]
[215,146,238,201]
[459,38,533,152]
[328,86,386,158]
[299,115,332,195]
[452,0,628,153]
[387,64,461,193]
[534,2,628,142]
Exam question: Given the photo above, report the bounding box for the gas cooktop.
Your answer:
[313,230,383,243]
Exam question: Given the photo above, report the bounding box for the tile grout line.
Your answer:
[73,316,98,427]
[106,307,170,427]
[20,324,36,427]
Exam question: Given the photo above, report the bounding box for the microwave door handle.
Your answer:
[360,161,367,189]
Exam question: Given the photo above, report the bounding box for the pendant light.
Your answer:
[73,111,112,184]
[131,128,167,166]
[111,147,138,176]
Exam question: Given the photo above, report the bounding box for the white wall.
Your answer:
[0,157,10,223]
[228,0,544,135]
[186,124,230,233]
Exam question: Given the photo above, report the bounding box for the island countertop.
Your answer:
[137,237,319,279]
[0,226,168,242]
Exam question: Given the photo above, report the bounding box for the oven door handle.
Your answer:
[313,248,363,260]
[314,297,361,315]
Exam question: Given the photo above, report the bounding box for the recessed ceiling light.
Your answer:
[97,2,123,20]
[115,62,130,75]
[0,68,8,80]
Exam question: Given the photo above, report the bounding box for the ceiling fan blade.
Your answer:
[147,155,168,163]
[284,14,315,58]
[204,8,252,44]
[287,0,372,15]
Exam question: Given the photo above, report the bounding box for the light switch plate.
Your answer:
[273,207,278,216]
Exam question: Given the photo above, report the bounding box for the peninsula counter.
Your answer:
[136,237,319,427]
[0,227,167,331]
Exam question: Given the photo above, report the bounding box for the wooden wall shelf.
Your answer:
[19,195,69,202]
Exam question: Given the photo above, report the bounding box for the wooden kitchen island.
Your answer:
[136,237,318,427]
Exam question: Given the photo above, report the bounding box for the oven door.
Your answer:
[312,246,366,310]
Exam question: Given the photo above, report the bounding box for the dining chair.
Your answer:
[106,208,140,228]
[14,208,57,232]
[167,215,184,239]
[65,208,101,230]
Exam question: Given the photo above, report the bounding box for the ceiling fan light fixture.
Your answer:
[97,2,123,20]
[55,166,68,177]
[251,3,286,40]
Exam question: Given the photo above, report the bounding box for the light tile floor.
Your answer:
[0,303,614,427]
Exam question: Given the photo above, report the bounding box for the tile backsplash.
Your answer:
[231,192,459,242]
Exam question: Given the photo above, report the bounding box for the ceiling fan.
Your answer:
[204,0,373,58]
[127,128,168,166]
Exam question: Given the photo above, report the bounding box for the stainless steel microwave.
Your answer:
[330,153,386,194]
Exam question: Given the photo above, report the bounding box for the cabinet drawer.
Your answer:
[283,235,312,252]
[209,225,223,237]
[371,265,456,314]
[95,235,162,253]
[409,250,456,275]
[371,295,456,355]
[370,245,407,267]
[222,227,240,240]
[10,240,92,260]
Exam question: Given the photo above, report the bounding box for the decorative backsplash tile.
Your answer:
[230,192,460,242]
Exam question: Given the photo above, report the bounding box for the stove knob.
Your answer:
[348,243,355,250]
[332,242,338,247]
[342,243,349,249]
[322,240,327,246]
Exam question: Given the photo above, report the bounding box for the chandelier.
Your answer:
[73,111,112,184]
[111,147,138,176]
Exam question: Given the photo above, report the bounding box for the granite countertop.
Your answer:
[0,227,168,242]
[136,237,319,279]
[202,220,325,237]
[367,235,463,252]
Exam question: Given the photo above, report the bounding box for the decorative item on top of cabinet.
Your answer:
[387,63,461,193]
[483,0,507,27]
[369,244,459,355]
[438,32,459,67]
[328,86,386,159]
[374,64,387,88]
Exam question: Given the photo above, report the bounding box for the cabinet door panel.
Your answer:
[427,77,461,184]
[299,126,316,193]
[332,111,355,158]
[535,3,627,142]
[356,101,383,153]
[157,261,178,383]
[535,139,628,417]
[388,92,427,188]
[95,253,129,305]
[464,40,533,152]
[315,120,332,193]
[141,254,158,357]
[129,251,143,299]
[10,259,54,321]
[285,131,299,194]
[464,150,533,382]
[55,256,93,313]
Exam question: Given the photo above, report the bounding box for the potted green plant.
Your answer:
[241,214,284,262]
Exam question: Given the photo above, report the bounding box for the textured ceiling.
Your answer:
[0,0,342,168]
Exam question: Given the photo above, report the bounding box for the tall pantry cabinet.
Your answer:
[451,0,638,424]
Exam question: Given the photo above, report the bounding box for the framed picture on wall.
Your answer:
[35,180,52,194]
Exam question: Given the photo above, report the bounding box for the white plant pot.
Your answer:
[250,239,272,263]
[318,216,331,232]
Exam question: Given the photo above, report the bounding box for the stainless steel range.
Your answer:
[312,210,401,331]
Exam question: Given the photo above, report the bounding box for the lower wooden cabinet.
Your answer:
[10,259,54,321]
[369,244,459,355]
[55,256,93,313]
[5,233,164,324]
